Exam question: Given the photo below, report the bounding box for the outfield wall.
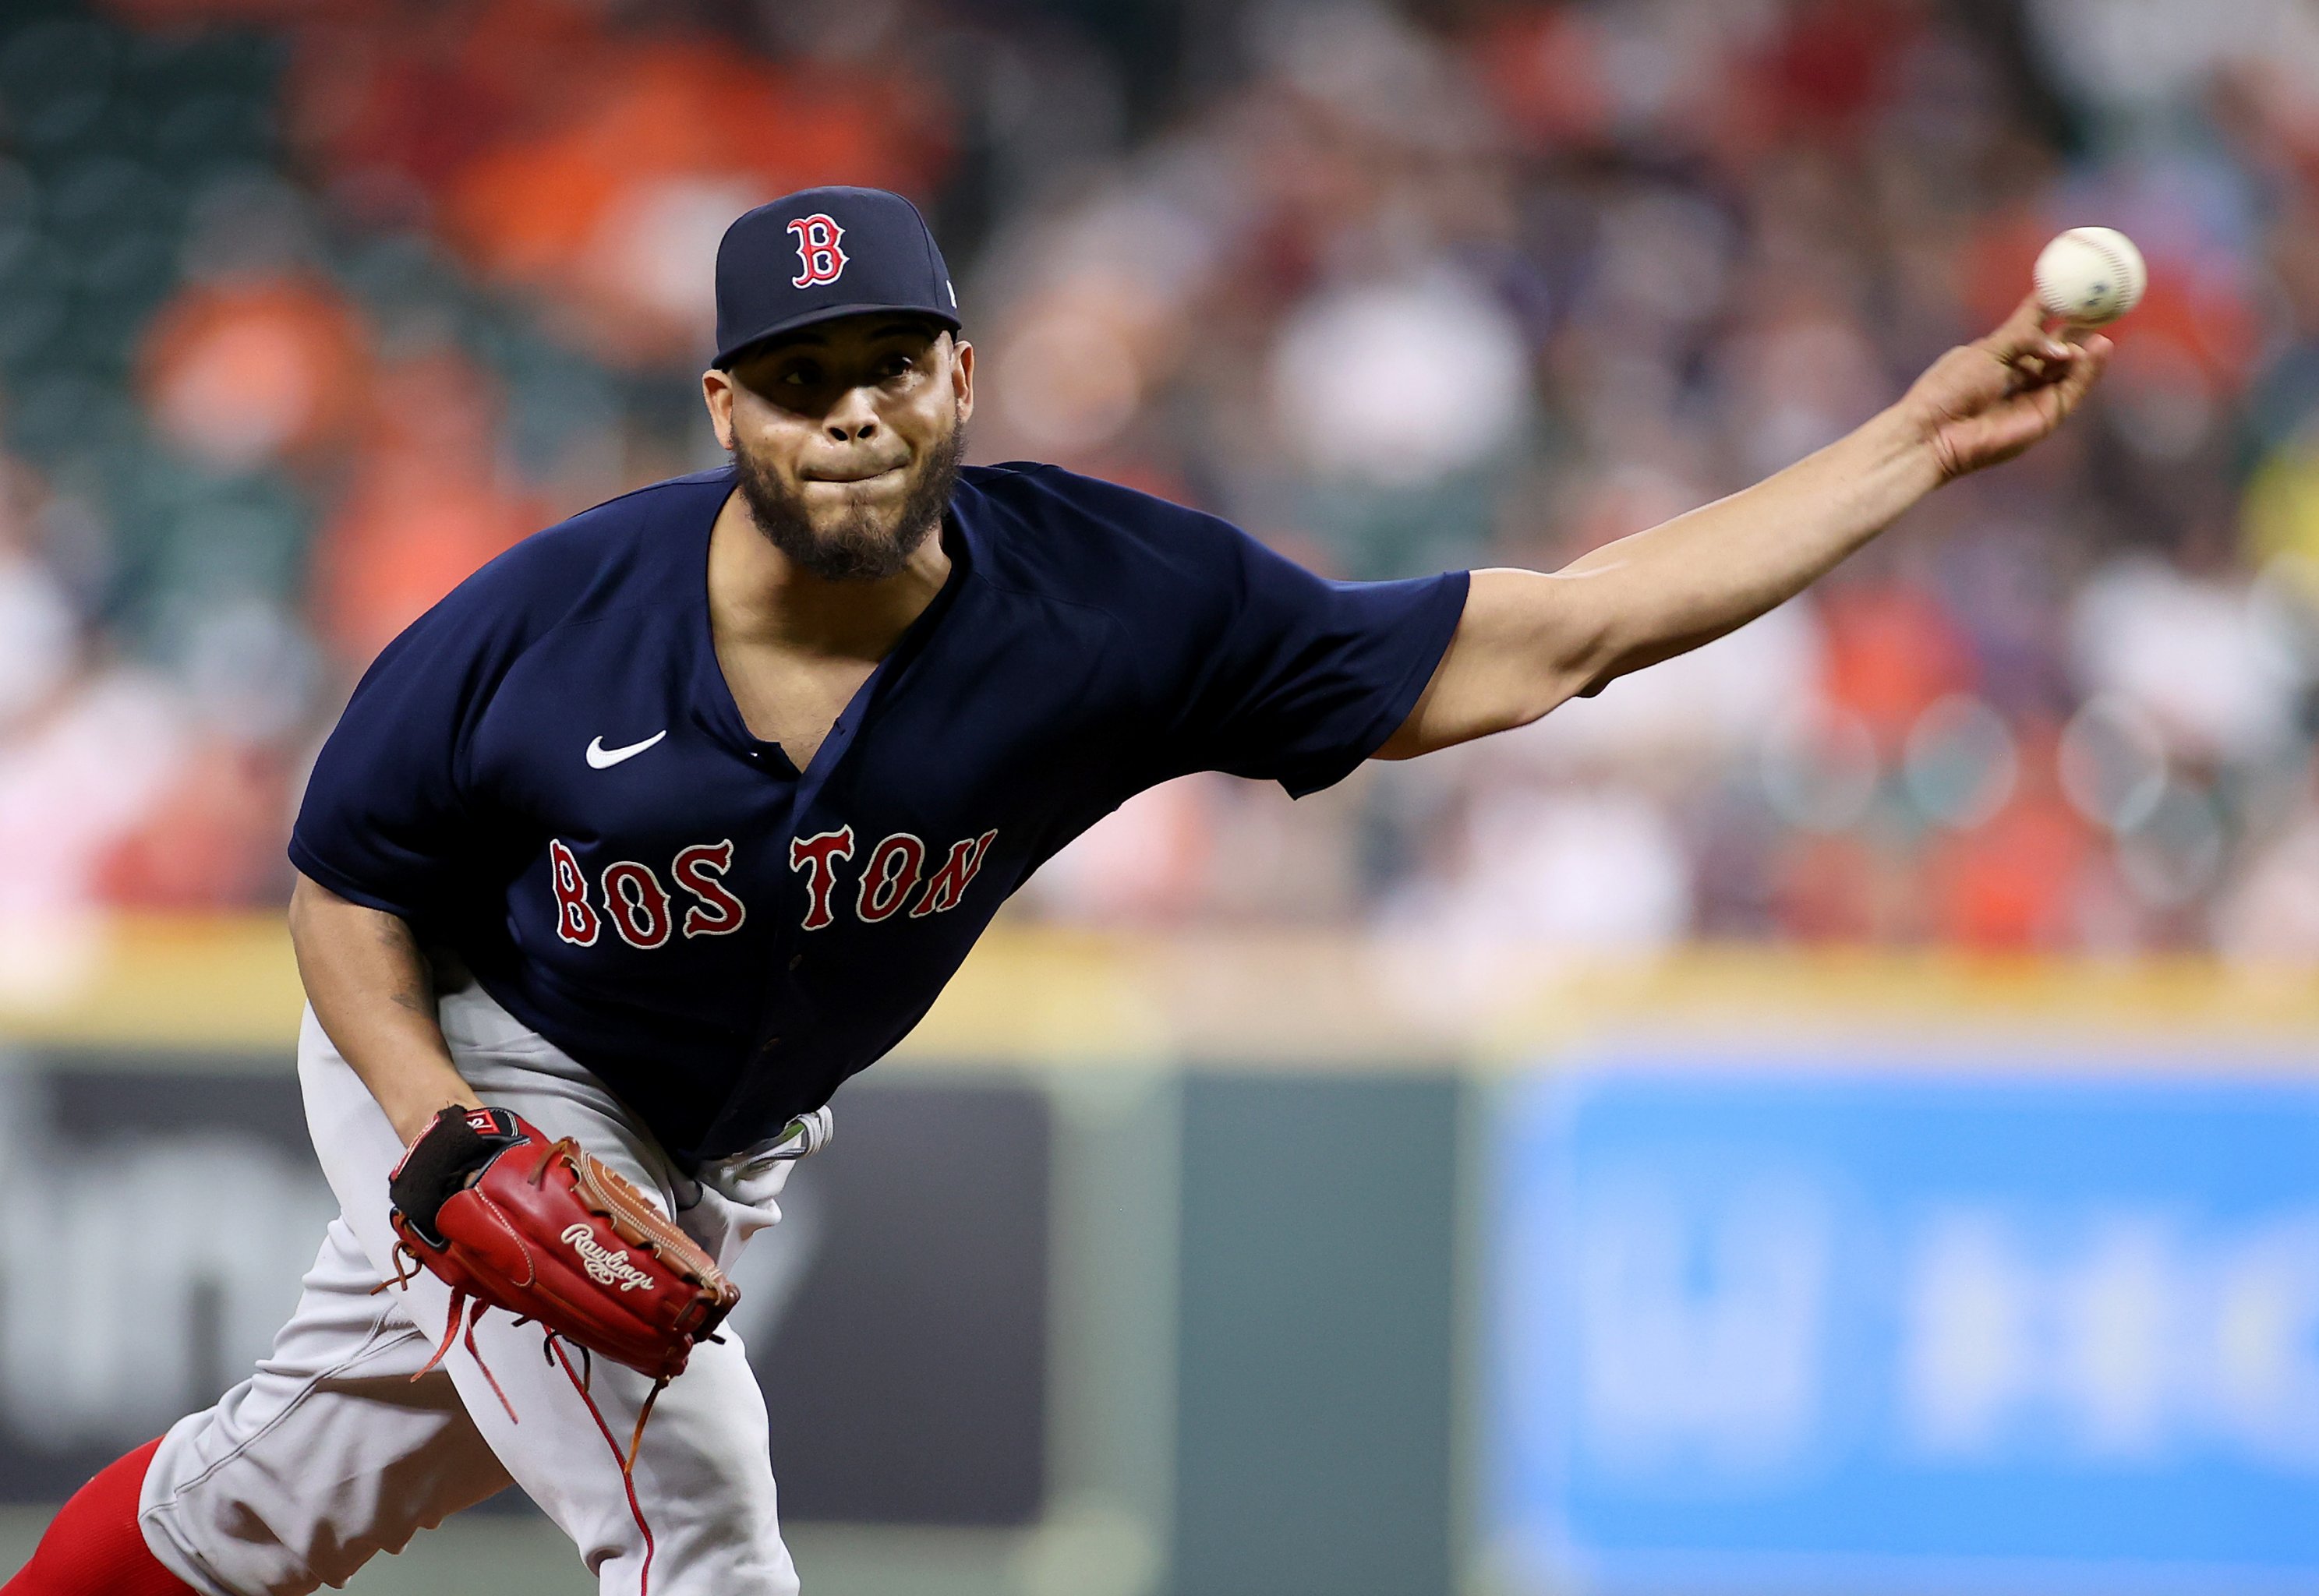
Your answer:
[0,919,2313,1596]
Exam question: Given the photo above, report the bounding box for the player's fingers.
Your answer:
[1979,291,2073,368]
[2048,330,2112,415]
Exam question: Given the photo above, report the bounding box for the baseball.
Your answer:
[2033,226,2146,326]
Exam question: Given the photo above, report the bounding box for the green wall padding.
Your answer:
[1172,1072,1458,1596]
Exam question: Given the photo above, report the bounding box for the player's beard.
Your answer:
[731,415,966,583]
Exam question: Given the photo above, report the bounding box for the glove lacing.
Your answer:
[374,1249,522,1425]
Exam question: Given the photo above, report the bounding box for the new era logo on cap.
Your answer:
[714,186,959,368]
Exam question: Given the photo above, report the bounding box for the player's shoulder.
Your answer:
[960,460,1227,538]
[956,461,1252,609]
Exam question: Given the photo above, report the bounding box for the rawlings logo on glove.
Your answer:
[562,1223,655,1291]
[380,1106,741,1468]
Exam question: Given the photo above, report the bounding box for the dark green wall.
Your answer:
[1172,1072,1460,1596]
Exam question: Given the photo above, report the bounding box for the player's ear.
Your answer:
[949,336,974,424]
[702,368,737,451]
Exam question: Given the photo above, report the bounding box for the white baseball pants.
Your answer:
[136,980,811,1596]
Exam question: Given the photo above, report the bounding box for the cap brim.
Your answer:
[712,302,963,369]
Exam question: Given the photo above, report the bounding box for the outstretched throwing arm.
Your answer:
[1377,295,2112,759]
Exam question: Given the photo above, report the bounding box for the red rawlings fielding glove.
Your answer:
[384,1107,740,1458]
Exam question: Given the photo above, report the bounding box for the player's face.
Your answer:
[705,317,975,582]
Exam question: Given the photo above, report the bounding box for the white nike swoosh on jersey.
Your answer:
[585,730,667,769]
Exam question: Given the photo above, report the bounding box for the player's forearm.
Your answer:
[1554,404,1942,688]
[288,872,483,1145]
[1383,299,2105,758]
[1381,407,1942,756]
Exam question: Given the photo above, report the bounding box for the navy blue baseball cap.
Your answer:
[712,185,960,369]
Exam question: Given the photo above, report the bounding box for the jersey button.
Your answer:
[788,952,804,970]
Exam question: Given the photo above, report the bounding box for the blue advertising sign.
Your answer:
[1488,1054,2319,1593]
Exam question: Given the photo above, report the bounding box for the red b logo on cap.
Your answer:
[787,214,847,288]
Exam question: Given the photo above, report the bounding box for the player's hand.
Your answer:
[389,1104,528,1245]
[1900,292,2112,482]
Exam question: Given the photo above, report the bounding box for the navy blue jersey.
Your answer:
[291,463,1467,1162]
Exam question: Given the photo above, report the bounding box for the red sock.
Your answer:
[5,1439,198,1595]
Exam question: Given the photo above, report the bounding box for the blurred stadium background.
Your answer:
[1,0,2317,1591]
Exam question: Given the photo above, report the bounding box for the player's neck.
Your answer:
[706,490,952,661]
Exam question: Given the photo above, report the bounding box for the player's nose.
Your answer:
[824,385,880,443]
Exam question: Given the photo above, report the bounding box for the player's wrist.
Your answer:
[1865,390,1957,493]
[384,1085,486,1148]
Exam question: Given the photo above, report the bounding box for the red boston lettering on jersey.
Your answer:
[549,839,599,946]
[855,832,926,923]
[911,829,998,917]
[601,860,673,949]
[787,214,847,288]
[673,839,746,938]
[789,826,855,930]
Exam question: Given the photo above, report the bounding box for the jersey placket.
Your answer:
[691,516,973,1158]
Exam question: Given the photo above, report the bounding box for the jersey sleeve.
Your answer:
[288,573,525,926]
[1161,519,1470,797]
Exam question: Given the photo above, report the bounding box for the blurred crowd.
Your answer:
[3,0,2318,962]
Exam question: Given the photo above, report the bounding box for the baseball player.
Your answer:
[7,185,2107,1596]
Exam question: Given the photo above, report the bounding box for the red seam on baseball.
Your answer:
[2084,236,2126,295]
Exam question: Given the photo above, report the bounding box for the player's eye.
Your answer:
[780,363,819,387]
